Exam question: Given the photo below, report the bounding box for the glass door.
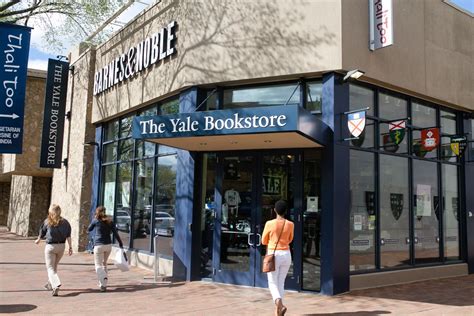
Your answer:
[213,155,257,285]
[254,154,300,289]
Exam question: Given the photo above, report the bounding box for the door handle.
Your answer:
[247,233,254,246]
[256,233,262,246]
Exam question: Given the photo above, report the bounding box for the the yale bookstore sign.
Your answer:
[93,20,177,96]
[132,106,300,140]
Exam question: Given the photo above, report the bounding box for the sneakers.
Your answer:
[100,286,106,292]
[44,283,52,291]
[52,287,59,296]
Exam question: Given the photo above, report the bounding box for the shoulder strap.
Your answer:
[273,220,286,254]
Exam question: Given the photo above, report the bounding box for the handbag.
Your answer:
[113,249,129,272]
[262,220,286,273]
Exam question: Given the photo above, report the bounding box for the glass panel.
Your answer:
[132,159,154,252]
[200,154,217,278]
[115,162,132,248]
[379,93,408,154]
[102,142,117,163]
[120,116,132,138]
[380,155,410,268]
[220,156,253,271]
[471,120,474,160]
[440,110,458,162]
[158,144,178,155]
[302,150,322,291]
[260,154,296,278]
[153,154,177,259]
[350,84,374,116]
[306,82,322,113]
[349,150,376,271]
[100,165,116,216]
[442,164,460,260]
[104,120,119,142]
[412,102,437,159]
[118,138,134,161]
[136,140,156,158]
[160,98,179,115]
[205,91,218,111]
[223,84,300,109]
[413,159,440,264]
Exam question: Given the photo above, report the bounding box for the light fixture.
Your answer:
[199,142,207,146]
[230,141,238,144]
[264,140,272,143]
[342,69,365,82]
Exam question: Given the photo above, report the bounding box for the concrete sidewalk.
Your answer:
[1,227,473,315]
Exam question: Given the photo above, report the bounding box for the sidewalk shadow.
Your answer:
[60,282,185,297]
[0,304,37,313]
[305,312,390,316]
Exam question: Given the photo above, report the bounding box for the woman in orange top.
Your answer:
[262,200,294,316]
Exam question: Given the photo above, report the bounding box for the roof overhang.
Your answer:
[132,105,331,152]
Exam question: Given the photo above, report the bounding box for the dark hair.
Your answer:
[274,200,288,216]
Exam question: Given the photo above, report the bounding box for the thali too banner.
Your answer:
[0,23,32,154]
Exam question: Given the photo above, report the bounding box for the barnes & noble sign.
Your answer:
[93,20,177,96]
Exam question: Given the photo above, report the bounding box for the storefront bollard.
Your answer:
[144,235,171,284]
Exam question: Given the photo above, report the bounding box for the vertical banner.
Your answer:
[0,23,32,153]
[369,0,393,51]
[40,59,69,168]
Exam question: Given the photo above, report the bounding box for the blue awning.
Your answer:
[132,105,331,151]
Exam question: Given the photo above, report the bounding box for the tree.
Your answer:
[0,0,127,53]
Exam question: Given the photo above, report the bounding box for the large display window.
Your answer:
[98,98,179,257]
[349,83,464,273]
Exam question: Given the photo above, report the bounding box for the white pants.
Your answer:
[267,250,291,302]
[45,243,65,289]
[94,244,112,287]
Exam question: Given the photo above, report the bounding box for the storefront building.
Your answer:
[49,0,473,295]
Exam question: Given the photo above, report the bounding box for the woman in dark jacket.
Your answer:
[87,206,123,292]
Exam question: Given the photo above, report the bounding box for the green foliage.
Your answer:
[0,0,126,53]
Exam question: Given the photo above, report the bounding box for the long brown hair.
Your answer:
[95,206,111,224]
[47,204,62,227]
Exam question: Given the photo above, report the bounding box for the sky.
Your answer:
[27,0,474,71]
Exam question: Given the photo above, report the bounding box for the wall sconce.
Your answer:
[341,69,365,83]
[83,141,99,147]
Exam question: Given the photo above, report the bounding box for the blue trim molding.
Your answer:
[173,88,198,281]
[320,73,350,295]
[87,125,103,252]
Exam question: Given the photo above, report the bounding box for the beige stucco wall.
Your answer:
[92,0,343,122]
[1,74,54,177]
[342,0,473,111]
[50,49,97,251]
[7,175,50,236]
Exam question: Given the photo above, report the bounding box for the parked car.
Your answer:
[154,211,175,237]
[115,208,148,237]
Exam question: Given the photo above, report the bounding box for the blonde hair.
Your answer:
[47,204,62,227]
[95,206,111,224]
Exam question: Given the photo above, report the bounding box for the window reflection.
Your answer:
[349,150,375,271]
[302,150,321,291]
[380,155,410,268]
[115,162,132,248]
[443,164,460,260]
[132,159,154,251]
[306,82,322,113]
[154,154,177,259]
[223,84,300,109]
[100,165,116,217]
[413,160,440,264]
[440,110,458,162]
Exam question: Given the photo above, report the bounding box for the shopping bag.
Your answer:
[113,250,129,272]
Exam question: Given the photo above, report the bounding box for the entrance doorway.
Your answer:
[199,150,322,291]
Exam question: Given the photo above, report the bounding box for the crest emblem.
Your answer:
[383,134,399,153]
[389,120,406,145]
[450,136,467,157]
[390,193,403,220]
[347,111,366,137]
[421,128,440,151]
